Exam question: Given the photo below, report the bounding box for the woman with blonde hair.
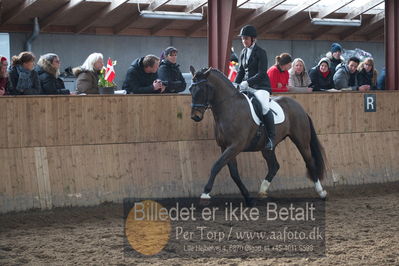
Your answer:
[36,53,70,95]
[357,57,378,90]
[8,51,41,95]
[73,52,104,94]
[288,58,312,92]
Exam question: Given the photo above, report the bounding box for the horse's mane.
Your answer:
[198,67,236,90]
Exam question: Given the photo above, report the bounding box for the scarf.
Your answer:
[320,69,330,79]
[15,65,33,93]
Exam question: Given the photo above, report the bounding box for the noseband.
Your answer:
[190,79,210,109]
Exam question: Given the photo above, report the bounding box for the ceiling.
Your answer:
[0,0,385,42]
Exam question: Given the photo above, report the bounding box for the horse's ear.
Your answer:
[190,65,196,76]
[204,67,212,77]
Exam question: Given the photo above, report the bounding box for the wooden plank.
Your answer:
[34,147,52,210]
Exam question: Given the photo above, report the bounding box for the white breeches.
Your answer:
[254,90,270,115]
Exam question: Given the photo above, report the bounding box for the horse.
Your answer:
[189,66,327,205]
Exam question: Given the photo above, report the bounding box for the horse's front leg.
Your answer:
[201,145,241,199]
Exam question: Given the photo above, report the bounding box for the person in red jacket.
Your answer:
[267,53,292,93]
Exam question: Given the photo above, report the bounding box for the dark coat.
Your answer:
[308,66,334,91]
[8,66,42,95]
[235,43,271,91]
[122,57,158,94]
[0,77,10,95]
[357,68,377,90]
[72,67,99,94]
[157,60,186,93]
[36,64,69,95]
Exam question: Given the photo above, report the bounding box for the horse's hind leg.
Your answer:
[258,150,280,197]
[227,157,253,205]
[290,136,327,199]
[201,146,241,199]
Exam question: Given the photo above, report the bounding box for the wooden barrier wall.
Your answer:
[0,91,398,212]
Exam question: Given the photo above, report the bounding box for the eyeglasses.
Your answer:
[364,63,373,67]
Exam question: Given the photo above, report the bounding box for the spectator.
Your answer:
[357,57,378,90]
[267,53,292,93]
[122,55,164,94]
[377,67,385,90]
[8,51,41,95]
[309,57,334,91]
[326,42,344,75]
[230,47,239,63]
[157,47,186,93]
[73,52,103,94]
[334,56,370,91]
[36,53,70,95]
[235,25,274,150]
[0,56,10,95]
[288,58,312,92]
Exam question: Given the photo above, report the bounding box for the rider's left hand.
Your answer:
[240,81,249,90]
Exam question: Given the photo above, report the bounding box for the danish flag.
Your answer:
[228,61,238,82]
[105,58,115,83]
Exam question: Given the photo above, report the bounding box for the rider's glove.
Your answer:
[239,81,249,91]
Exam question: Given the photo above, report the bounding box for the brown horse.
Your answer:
[189,66,327,205]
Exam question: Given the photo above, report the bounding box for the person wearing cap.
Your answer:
[267,53,292,93]
[326,42,344,75]
[157,47,186,93]
[0,56,10,95]
[122,54,165,94]
[308,57,335,91]
[235,25,274,150]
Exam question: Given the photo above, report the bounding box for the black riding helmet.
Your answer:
[238,25,257,37]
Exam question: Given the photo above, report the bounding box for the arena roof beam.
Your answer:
[258,0,321,34]
[340,11,384,40]
[147,0,171,11]
[75,0,128,33]
[316,0,355,19]
[185,0,207,13]
[150,0,206,35]
[114,0,170,34]
[40,0,85,31]
[235,0,287,31]
[282,0,355,39]
[237,0,251,8]
[312,0,384,39]
[1,0,39,25]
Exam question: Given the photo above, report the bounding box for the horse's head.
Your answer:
[189,66,212,122]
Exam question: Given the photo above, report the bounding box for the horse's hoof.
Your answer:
[200,193,211,199]
[318,190,327,199]
[258,192,268,199]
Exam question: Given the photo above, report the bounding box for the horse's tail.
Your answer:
[308,115,326,181]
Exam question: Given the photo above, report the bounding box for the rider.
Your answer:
[235,25,275,150]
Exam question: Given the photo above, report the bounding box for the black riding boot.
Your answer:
[262,110,275,150]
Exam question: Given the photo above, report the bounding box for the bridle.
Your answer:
[190,79,210,110]
[190,78,239,110]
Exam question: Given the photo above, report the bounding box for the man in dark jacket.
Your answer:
[157,47,186,93]
[122,55,165,94]
[235,25,274,151]
[333,57,370,91]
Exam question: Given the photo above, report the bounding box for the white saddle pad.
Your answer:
[243,94,285,126]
